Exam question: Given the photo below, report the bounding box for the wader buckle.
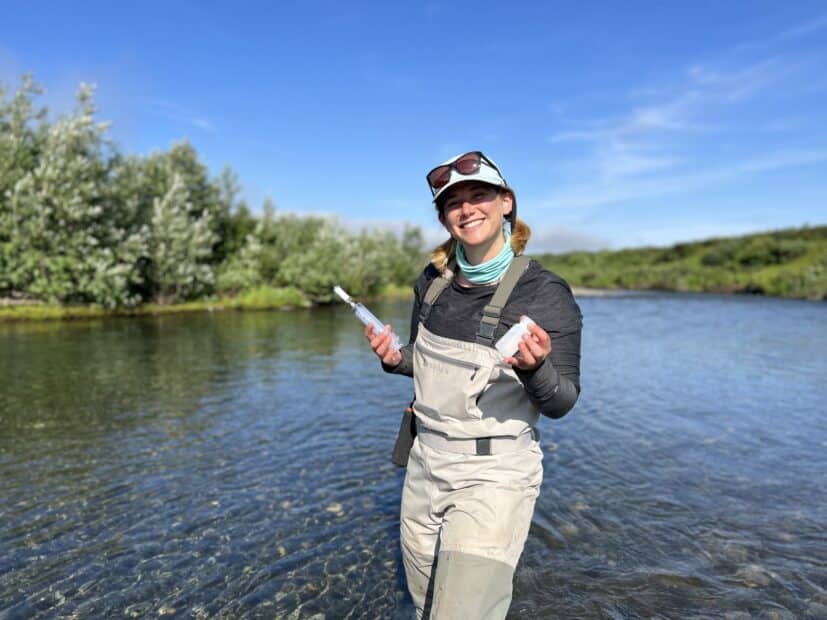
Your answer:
[475,437,492,456]
[477,321,497,341]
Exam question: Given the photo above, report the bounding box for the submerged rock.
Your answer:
[734,564,771,587]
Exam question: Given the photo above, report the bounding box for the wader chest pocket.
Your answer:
[413,343,492,422]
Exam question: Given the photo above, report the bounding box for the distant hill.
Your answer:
[534,225,827,300]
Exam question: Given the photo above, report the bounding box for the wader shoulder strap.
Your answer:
[396,263,456,468]
[418,260,456,324]
[476,255,531,345]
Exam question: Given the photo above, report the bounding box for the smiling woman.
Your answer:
[364,150,584,618]
[426,152,530,280]
[439,182,511,265]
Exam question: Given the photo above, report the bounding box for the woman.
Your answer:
[366,151,582,619]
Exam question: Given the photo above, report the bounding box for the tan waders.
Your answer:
[400,257,543,619]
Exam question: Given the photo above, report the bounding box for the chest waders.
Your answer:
[399,255,544,620]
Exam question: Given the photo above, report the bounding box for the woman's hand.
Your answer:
[365,323,402,367]
[503,317,552,371]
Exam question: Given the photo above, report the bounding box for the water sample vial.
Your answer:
[333,286,401,351]
[495,316,536,357]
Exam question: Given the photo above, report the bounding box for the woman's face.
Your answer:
[438,182,513,252]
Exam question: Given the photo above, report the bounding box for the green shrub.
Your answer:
[236,286,309,309]
[701,240,739,266]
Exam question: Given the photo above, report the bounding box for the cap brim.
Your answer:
[432,161,508,204]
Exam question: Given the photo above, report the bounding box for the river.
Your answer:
[1,293,825,619]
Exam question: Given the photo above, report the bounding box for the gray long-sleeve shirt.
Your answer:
[383,259,582,419]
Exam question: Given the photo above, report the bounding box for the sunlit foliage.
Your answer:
[0,76,427,308]
[537,226,827,300]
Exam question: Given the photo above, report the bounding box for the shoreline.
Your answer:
[570,286,636,297]
[0,294,311,324]
[1,285,822,324]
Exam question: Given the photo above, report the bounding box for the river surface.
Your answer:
[1,293,826,619]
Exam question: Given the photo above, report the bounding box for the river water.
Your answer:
[1,293,825,619]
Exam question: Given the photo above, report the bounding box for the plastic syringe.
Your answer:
[333,286,401,351]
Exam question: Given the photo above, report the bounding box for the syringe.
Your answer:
[333,286,401,351]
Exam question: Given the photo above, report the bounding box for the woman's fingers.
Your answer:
[384,348,402,366]
[366,323,386,345]
[522,318,552,355]
[521,332,545,358]
[530,323,551,350]
[377,329,401,365]
[502,319,553,371]
[365,323,400,365]
[516,339,537,367]
[373,328,388,351]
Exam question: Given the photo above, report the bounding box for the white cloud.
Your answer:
[546,147,827,210]
[546,37,824,209]
[777,13,827,41]
[625,222,772,249]
[596,140,681,180]
[687,57,790,102]
[732,13,827,55]
[149,99,215,132]
[525,225,610,254]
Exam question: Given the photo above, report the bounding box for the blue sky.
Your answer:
[2,1,826,252]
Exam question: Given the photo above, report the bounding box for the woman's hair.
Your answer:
[430,188,531,273]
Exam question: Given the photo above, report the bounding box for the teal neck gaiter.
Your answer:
[456,222,515,284]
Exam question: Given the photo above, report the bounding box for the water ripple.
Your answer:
[1,297,825,617]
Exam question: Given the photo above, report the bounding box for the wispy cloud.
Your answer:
[551,56,787,146]
[732,13,827,55]
[149,99,214,132]
[685,57,792,102]
[546,148,827,210]
[596,140,681,180]
[626,221,772,249]
[527,225,610,254]
[545,21,826,215]
[547,63,782,187]
[776,13,827,42]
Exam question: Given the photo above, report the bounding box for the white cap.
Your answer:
[430,151,509,204]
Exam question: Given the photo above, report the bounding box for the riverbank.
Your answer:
[536,225,827,301]
[2,282,810,324]
[0,286,311,323]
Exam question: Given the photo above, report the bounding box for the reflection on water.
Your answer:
[1,295,826,618]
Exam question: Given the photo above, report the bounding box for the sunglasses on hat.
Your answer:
[426,151,504,196]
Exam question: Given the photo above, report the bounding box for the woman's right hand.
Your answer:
[365,324,402,367]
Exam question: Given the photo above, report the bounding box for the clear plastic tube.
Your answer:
[333,286,401,351]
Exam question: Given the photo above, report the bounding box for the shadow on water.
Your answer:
[1,295,826,618]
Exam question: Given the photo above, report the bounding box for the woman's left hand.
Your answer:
[503,317,552,371]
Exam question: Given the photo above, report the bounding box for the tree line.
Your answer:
[3,76,824,311]
[538,225,827,300]
[0,76,425,308]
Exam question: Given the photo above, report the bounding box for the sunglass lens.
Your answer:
[428,165,451,189]
[454,152,481,175]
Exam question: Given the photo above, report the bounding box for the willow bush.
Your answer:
[0,75,427,309]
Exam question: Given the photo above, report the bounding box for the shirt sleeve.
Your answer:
[515,278,582,418]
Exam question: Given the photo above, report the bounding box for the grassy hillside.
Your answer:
[535,225,827,300]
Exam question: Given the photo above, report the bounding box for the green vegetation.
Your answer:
[0,76,425,321]
[2,75,823,324]
[234,286,310,310]
[0,288,312,322]
[536,225,827,300]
